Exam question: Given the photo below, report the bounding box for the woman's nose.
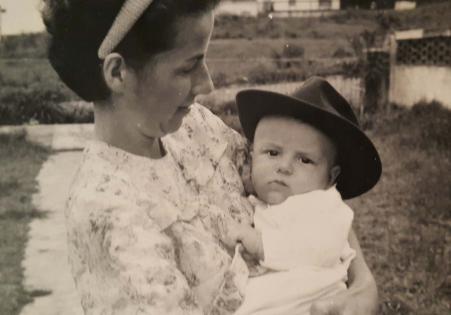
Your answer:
[191,63,214,96]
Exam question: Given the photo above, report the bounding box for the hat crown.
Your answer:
[292,77,359,126]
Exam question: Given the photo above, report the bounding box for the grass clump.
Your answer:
[348,101,451,314]
[0,133,50,315]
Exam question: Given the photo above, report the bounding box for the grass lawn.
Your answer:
[348,103,451,314]
[0,133,50,315]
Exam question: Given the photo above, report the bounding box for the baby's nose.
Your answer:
[277,160,293,175]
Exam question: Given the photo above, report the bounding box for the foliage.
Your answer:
[0,86,92,125]
[272,43,305,69]
[0,59,84,125]
[0,34,47,59]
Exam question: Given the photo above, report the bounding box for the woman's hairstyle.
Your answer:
[42,0,220,102]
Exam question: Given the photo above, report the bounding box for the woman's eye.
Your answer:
[179,62,198,75]
[180,65,196,74]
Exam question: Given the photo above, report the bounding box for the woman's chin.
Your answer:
[161,114,186,135]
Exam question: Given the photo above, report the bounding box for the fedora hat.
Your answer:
[236,76,382,199]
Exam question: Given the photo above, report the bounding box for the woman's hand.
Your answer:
[310,228,379,315]
[310,278,378,315]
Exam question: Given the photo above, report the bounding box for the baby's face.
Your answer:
[251,116,339,205]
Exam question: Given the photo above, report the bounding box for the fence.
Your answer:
[198,74,362,111]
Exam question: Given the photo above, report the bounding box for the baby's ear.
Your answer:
[329,165,341,185]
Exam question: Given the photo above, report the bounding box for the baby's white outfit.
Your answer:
[235,186,356,315]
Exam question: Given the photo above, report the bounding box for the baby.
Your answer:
[222,77,382,315]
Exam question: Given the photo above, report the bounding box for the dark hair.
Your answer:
[42,0,220,102]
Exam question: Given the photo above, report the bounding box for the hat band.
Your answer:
[98,0,154,59]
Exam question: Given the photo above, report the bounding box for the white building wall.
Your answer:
[216,1,258,16]
[389,65,451,109]
[259,0,340,13]
[395,1,416,11]
[331,0,340,10]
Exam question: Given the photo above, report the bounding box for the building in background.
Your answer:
[389,28,451,108]
[257,0,341,17]
[394,1,416,10]
[216,0,259,16]
[216,0,342,17]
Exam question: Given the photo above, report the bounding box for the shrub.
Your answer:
[404,101,451,151]
[247,63,306,85]
[212,71,229,88]
[272,44,305,69]
[0,86,91,125]
[281,44,305,59]
[0,33,47,59]
[333,47,354,58]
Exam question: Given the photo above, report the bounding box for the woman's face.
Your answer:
[124,11,215,138]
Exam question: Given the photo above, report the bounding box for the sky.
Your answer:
[0,0,45,35]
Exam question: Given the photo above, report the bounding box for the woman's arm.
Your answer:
[310,228,378,315]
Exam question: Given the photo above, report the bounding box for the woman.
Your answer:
[42,0,378,314]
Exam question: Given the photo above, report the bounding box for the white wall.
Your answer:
[216,1,258,16]
[331,0,340,10]
[197,75,362,111]
[389,65,451,109]
[271,0,340,12]
[395,1,416,11]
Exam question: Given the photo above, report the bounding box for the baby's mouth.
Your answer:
[268,180,288,187]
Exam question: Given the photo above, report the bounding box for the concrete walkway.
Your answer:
[21,152,84,315]
[14,125,93,315]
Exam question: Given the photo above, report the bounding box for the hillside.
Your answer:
[1,2,450,59]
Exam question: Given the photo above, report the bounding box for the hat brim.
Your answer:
[236,89,382,199]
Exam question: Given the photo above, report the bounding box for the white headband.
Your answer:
[98,0,154,59]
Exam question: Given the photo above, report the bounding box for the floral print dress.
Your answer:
[66,104,254,315]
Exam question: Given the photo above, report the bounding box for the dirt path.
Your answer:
[20,152,84,315]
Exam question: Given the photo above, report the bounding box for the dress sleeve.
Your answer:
[193,104,253,194]
[66,195,203,315]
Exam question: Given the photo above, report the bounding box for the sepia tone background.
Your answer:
[0,1,450,314]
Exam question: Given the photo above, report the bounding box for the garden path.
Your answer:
[20,151,84,315]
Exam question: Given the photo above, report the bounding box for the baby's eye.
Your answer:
[298,156,313,164]
[265,150,279,157]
